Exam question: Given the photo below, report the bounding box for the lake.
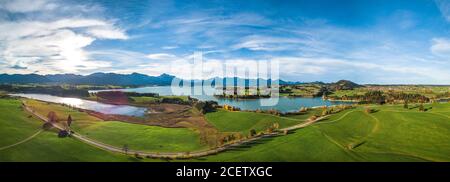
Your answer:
[89,86,350,112]
[10,93,147,117]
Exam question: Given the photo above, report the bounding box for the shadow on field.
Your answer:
[316,118,330,123]
[194,135,278,160]
[228,137,276,151]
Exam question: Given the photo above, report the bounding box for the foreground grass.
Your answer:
[24,99,207,152]
[0,131,140,162]
[194,103,450,161]
[3,97,450,161]
[0,98,148,162]
[0,99,42,147]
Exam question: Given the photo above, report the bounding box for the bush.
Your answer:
[419,104,425,112]
[134,153,143,159]
[365,107,375,114]
[308,115,318,121]
[249,129,257,137]
[194,101,218,113]
[58,130,69,138]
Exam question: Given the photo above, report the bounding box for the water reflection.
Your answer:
[61,97,83,107]
[90,86,350,113]
[10,93,147,117]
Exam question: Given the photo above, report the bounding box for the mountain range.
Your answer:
[0,72,304,86]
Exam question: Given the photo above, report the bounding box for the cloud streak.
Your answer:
[436,0,450,22]
[431,38,450,57]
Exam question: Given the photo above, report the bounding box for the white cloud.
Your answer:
[0,0,128,74]
[147,53,178,60]
[431,38,450,56]
[0,0,58,13]
[86,28,128,40]
[232,35,310,51]
[436,0,450,22]
[162,46,178,50]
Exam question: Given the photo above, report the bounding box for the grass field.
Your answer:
[205,109,307,135]
[194,103,450,161]
[2,97,450,161]
[76,121,206,152]
[131,95,189,104]
[24,99,207,152]
[0,98,145,162]
[0,99,42,147]
[130,96,160,104]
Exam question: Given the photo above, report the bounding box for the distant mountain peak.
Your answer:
[330,80,362,90]
[0,72,340,87]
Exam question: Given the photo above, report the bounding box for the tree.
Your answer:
[134,153,143,159]
[365,108,374,114]
[47,111,58,123]
[235,133,243,141]
[419,104,425,112]
[308,115,318,121]
[321,109,328,116]
[266,126,274,133]
[67,115,73,127]
[273,122,280,129]
[249,129,257,137]
[123,144,129,155]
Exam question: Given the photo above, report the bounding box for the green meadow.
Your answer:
[205,109,308,134]
[194,103,450,162]
[24,99,207,153]
[0,99,138,162]
[1,97,449,162]
[76,121,206,152]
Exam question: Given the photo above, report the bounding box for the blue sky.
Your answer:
[0,0,450,84]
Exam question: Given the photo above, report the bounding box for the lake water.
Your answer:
[90,86,349,112]
[10,93,147,117]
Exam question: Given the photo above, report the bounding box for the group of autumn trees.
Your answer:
[217,122,280,147]
[93,91,192,105]
[43,111,73,137]
[327,90,430,104]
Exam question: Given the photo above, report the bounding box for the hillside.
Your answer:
[328,80,362,90]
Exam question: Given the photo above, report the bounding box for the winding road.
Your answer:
[23,103,324,159]
[0,129,43,151]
